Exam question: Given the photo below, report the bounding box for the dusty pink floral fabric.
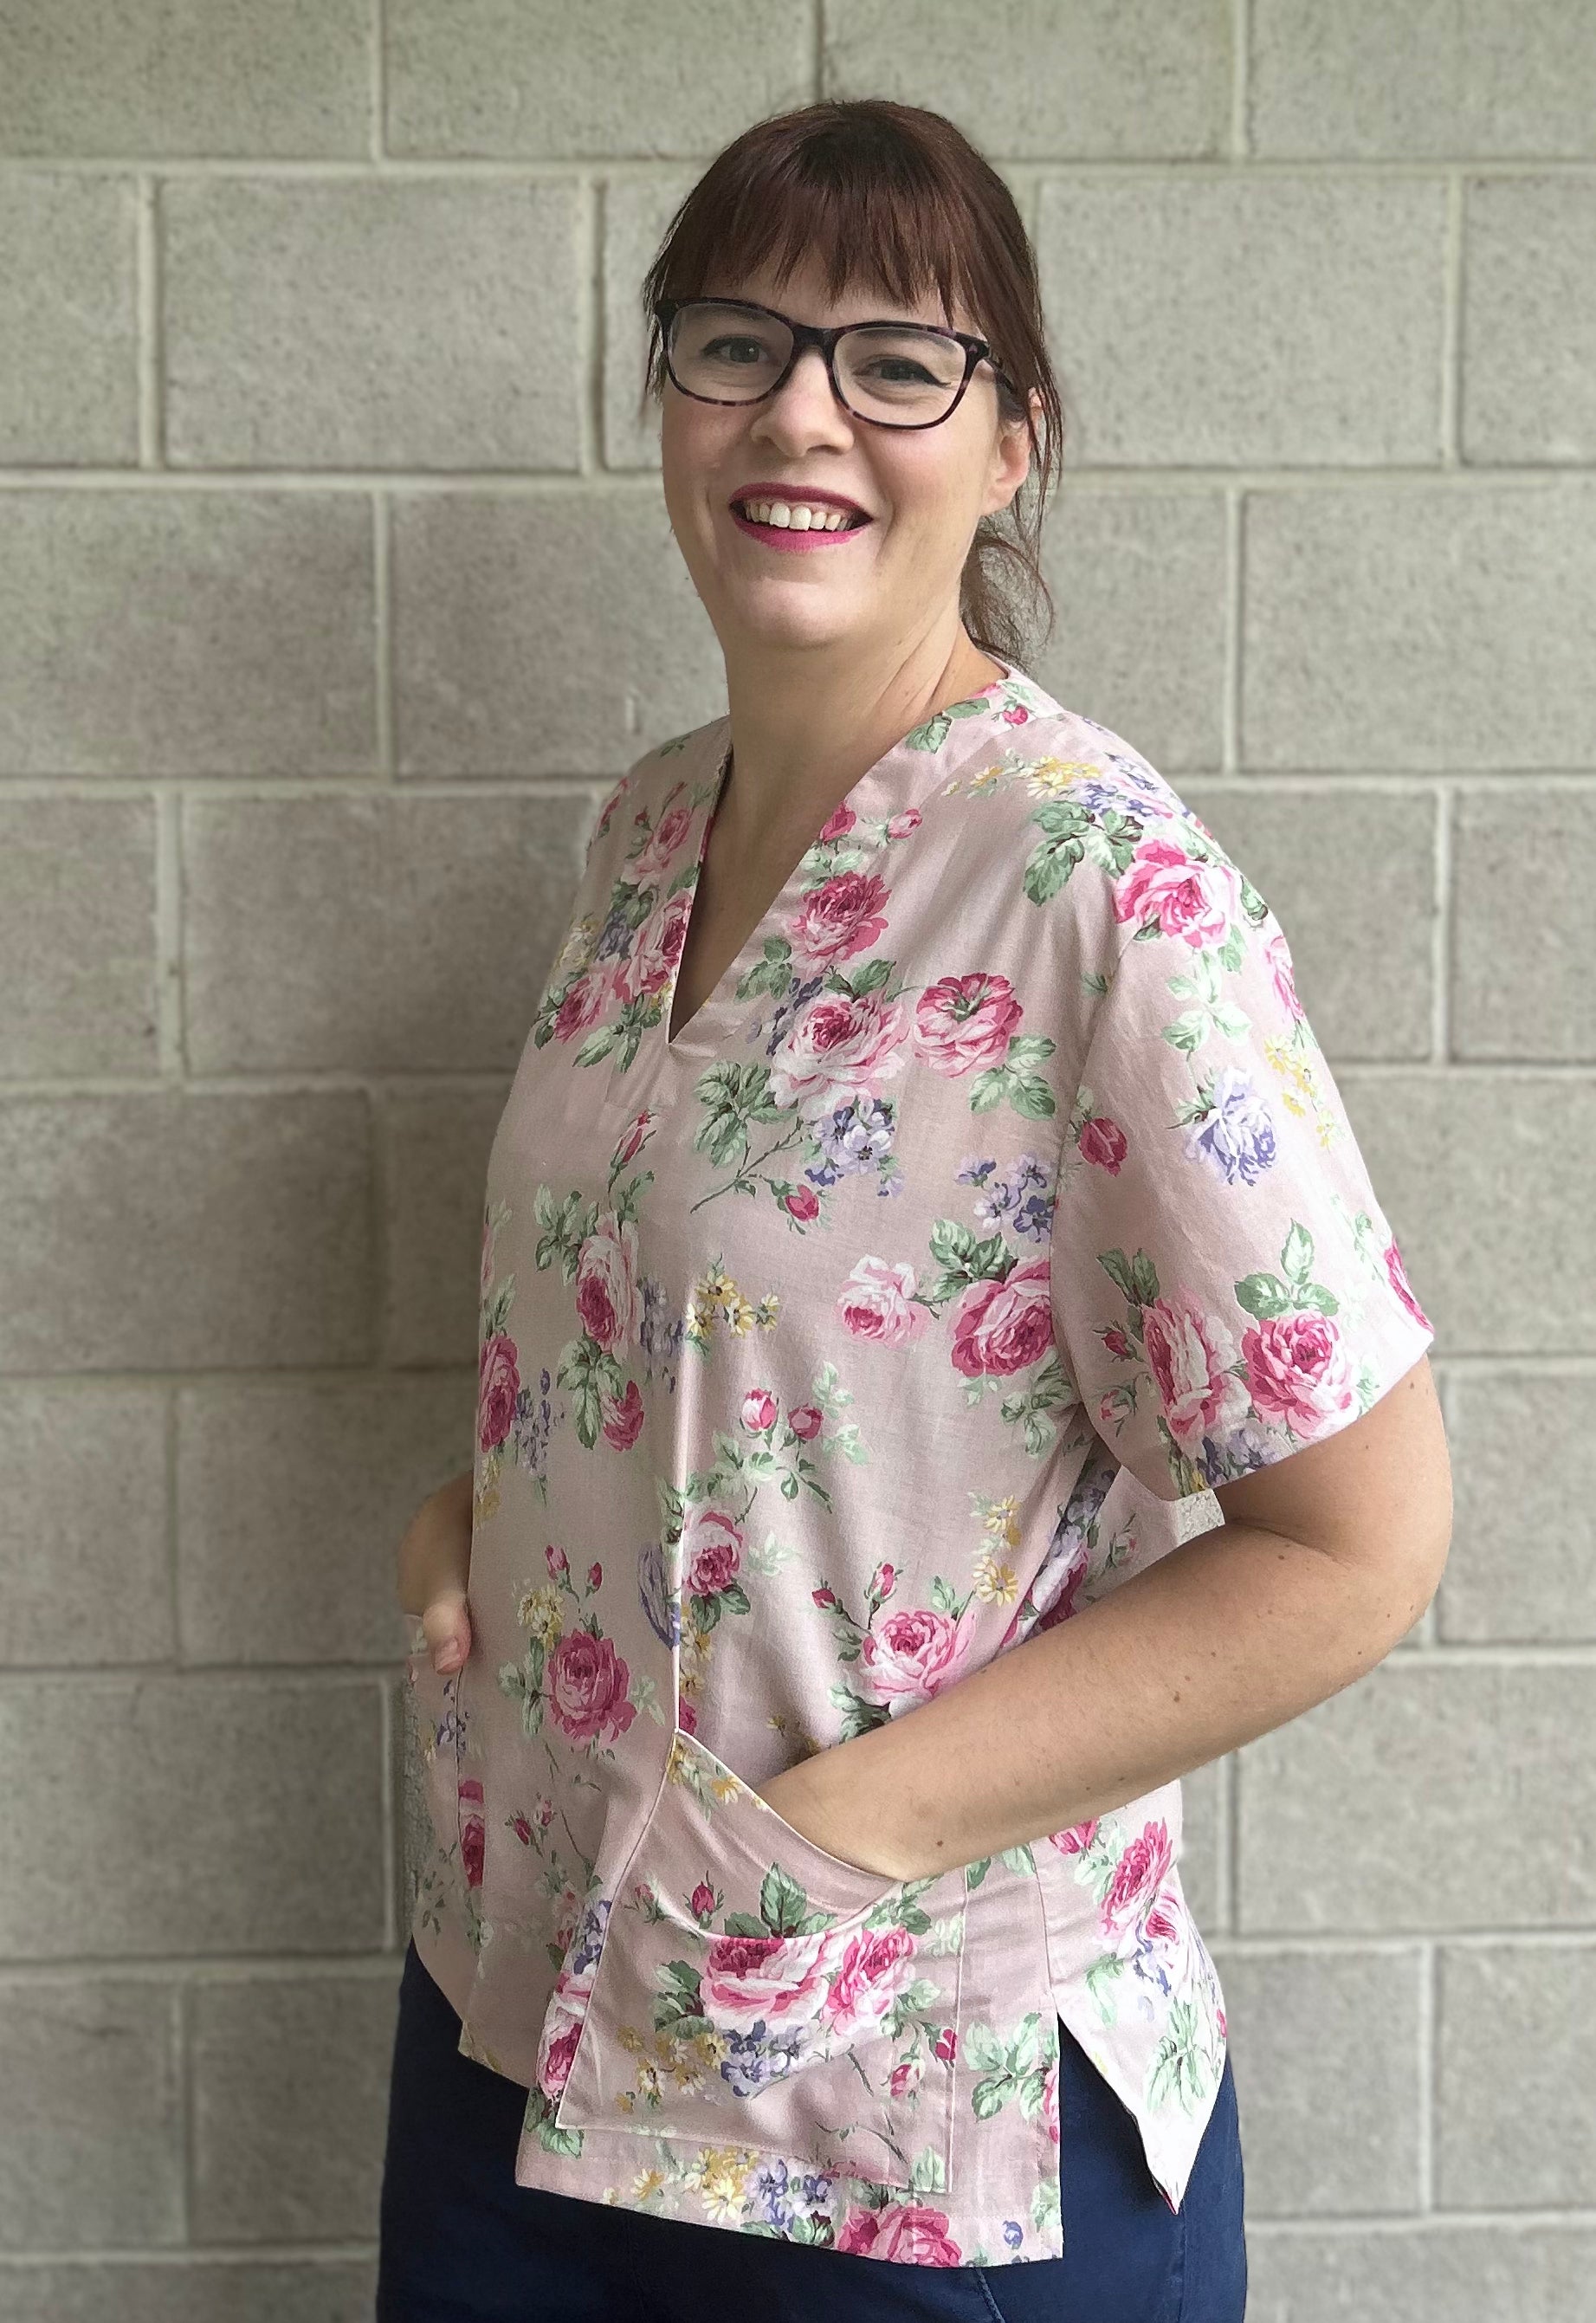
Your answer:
[405,658,1435,2268]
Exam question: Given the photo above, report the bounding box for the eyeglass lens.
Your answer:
[667,301,966,424]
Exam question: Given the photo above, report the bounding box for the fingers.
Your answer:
[421,1587,472,1673]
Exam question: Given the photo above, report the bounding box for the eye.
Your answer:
[701,337,768,366]
[859,356,939,385]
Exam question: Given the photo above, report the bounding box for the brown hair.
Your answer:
[635,98,1065,669]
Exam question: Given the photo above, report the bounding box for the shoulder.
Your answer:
[949,696,1249,955]
[584,719,723,871]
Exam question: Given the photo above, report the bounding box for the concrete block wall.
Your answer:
[1,3,1592,2313]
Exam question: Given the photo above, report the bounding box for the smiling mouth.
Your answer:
[728,500,873,532]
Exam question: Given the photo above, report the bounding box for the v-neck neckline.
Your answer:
[660,659,1016,1058]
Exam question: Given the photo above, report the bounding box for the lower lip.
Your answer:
[729,506,873,553]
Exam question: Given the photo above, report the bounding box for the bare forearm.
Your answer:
[770,1514,1440,1883]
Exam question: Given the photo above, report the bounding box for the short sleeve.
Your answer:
[1049,823,1436,1502]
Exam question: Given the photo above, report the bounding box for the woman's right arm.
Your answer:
[396,1466,474,1672]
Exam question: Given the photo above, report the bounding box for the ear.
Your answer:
[988,391,1039,512]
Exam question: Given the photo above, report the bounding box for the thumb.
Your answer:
[422,1588,472,1673]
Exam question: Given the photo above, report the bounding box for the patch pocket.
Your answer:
[552,1728,967,2195]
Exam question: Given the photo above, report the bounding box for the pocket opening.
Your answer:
[546,1724,967,2195]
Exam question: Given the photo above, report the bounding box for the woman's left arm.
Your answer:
[759,1351,1452,1883]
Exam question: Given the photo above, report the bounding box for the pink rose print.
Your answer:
[613,884,693,1008]
[934,2024,958,2064]
[837,1255,930,1347]
[630,796,694,880]
[512,1812,533,1846]
[822,1924,916,2042]
[689,1880,717,1922]
[700,1931,831,2035]
[546,1630,636,1747]
[789,870,891,967]
[740,1387,778,1433]
[1045,1818,1098,1856]
[998,702,1031,727]
[1140,1291,1252,1455]
[1143,1890,1184,1946]
[889,2056,923,2096]
[535,1964,592,2100]
[1384,1237,1431,1333]
[860,1602,979,1705]
[552,968,611,1042]
[477,1331,520,1452]
[682,1504,743,1598]
[1102,1819,1176,1936]
[948,1256,1053,1378]
[782,1184,821,1222]
[788,1403,823,1440]
[768,988,910,1116]
[615,1107,656,1167]
[911,973,1022,1074]
[1241,1310,1360,1441]
[1264,927,1303,1021]
[546,1542,569,1579]
[1115,833,1244,949]
[574,1211,642,1352]
[458,1776,485,1889]
[1078,1111,1128,1172]
[599,1377,645,1450]
[836,2203,965,2265]
[884,805,922,838]
[1041,2056,1061,2144]
[818,801,856,843]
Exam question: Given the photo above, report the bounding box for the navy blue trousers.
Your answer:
[378,1937,1247,2321]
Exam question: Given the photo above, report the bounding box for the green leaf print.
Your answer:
[1233,1221,1339,1322]
[965,2011,1059,2125]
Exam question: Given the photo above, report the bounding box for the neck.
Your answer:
[714,629,1003,866]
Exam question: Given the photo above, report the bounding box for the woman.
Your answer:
[378,98,1451,2321]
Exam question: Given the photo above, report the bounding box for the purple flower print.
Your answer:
[1185,1066,1278,1188]
[811,1094,897,1183]
[716,2018,818,2096]
[567,1892,611,1977]
[744,2157,837,2231]
[956,1152,1054,1241]
[638,1538,681,1647]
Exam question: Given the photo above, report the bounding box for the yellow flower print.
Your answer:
[474,1453,502,1528]
[944,754,1105,799]
[975,1492,1022,1551]
[515,1582,563,1648]
[551,912,601,981]
[684,1265,781,1350]
[1263,1028,1339,1143]
[691,2146,757,2218]
[972,1551,1019,1606]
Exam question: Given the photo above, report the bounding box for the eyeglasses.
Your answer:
[653,296,1015,430]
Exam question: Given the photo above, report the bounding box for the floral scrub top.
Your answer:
[404,657,1436,2271]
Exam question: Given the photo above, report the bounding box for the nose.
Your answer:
[753,345,852,443]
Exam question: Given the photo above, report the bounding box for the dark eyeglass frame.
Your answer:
[652,295,1017,430]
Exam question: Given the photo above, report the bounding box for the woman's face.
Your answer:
[658,249,1035,665]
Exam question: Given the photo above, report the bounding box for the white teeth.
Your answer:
[734,499,860,532]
